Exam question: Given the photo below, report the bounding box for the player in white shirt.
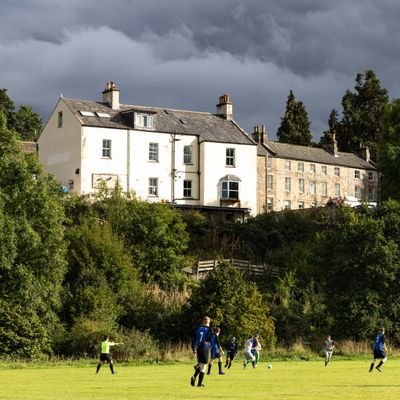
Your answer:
[243,336,256,369]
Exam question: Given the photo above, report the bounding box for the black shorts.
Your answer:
[100,353,112,362]
[227,352,236,360]
[197,346,210,364]
[374,349,386,359]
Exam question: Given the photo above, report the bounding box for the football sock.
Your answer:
[110,363,115,374]
[218,361,223,374]
[198,372,205,387]
[193,367,200,379]
[369,363,374,372]
[96,364,101,373]
[207,364,212,375]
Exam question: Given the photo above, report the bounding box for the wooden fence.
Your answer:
[182,258,280,279]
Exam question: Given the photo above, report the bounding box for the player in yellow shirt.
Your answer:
[96,335,123,374]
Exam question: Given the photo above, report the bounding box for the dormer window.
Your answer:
[135,113,154,128]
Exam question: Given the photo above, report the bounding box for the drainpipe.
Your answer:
[126,130,131,193]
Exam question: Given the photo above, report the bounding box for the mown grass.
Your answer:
[1,358,400,399]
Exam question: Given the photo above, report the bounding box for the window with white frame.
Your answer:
[334,167,340,177]
[310,164,316,173]
[284,200,291,210]
[368,171,374,181]
[149,143,159,161]
[102,139,112,158]
[298,201,305,209]
[148,177,158,196]
[135,113,154,128]
[285,160,291,170]
[221,180,239,199]
[267,156,272,170]
[226,148,235,166]
[285,177,291,192]
[355,170,361,179]
[355,185,362,199]
[183,180,192,198]
[267,175,273,190]
[321,182,328,196]
[298,162,304,172]
[267,197,274,212]
[335,183,340,197]
[310,181,316,194]
[298,178,304,193]
[183,146,193,164]
[321,165,327,175]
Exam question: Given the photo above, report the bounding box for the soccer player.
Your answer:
[243,335,256,369]
[324,335,335,367]
[95,335,123,374]
[207,327,225,375]
[225,336,238,369]
[369,327,387,372]
[190,316,212,387]
[251,335,262,367]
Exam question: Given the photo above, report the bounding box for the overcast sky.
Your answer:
[1,0,400,140]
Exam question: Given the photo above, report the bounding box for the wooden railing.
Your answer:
[182,258,280,279]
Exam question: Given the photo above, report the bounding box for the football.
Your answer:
[267,364,272,369]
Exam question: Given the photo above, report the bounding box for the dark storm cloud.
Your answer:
[1,0,400,139]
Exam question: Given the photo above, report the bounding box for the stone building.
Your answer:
[252,126,378,212]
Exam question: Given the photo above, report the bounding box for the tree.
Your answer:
[378,99,400,200]
[319,109,339,146]
[0,112,66,357]
[336,70,389,159]
[0,88,42,141]
[10,105,43,141]
[62,217,143,329]
[313,207,400,341]
[277,90,313,146]
[94,187,192,290]
[188,262,275,347]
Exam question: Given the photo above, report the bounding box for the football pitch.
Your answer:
[1,359,400,400]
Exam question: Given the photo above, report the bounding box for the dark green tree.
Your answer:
[319,109,339,146]
[0,88,42,141]
[11,105,43,141]
[188,262,275,347]
[378,99,400,200]
[95,187,192,290]
[62,217,143,329]
[314,207,400,341]
[0,111,66,357]
[336,70,389,159]
[277,90,313,146]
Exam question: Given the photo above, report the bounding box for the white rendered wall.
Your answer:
[200,142,257,215]
[38,99,82,193]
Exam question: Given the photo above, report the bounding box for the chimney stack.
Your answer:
[216,94,233,120]
[102,81,120,110]
[356,144,371,162]
[252,125,268,144]
[323,131,338,157]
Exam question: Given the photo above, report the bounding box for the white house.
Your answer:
[38,83,258,218]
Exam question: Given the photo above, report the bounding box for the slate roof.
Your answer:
[264,141,376,170]
[61,97,255,145]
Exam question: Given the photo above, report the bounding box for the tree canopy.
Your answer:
[276,90,313,146]
[0,88,42,141]
[336,70,389,159]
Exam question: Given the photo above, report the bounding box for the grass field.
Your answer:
[1,358,400,400]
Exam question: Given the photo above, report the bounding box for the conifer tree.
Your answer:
[277,90,312,146]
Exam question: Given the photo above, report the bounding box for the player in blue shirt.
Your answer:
[190,316,212,387]
[369,327,387,372]
[207,327,225,375]
[225,336,238,369]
